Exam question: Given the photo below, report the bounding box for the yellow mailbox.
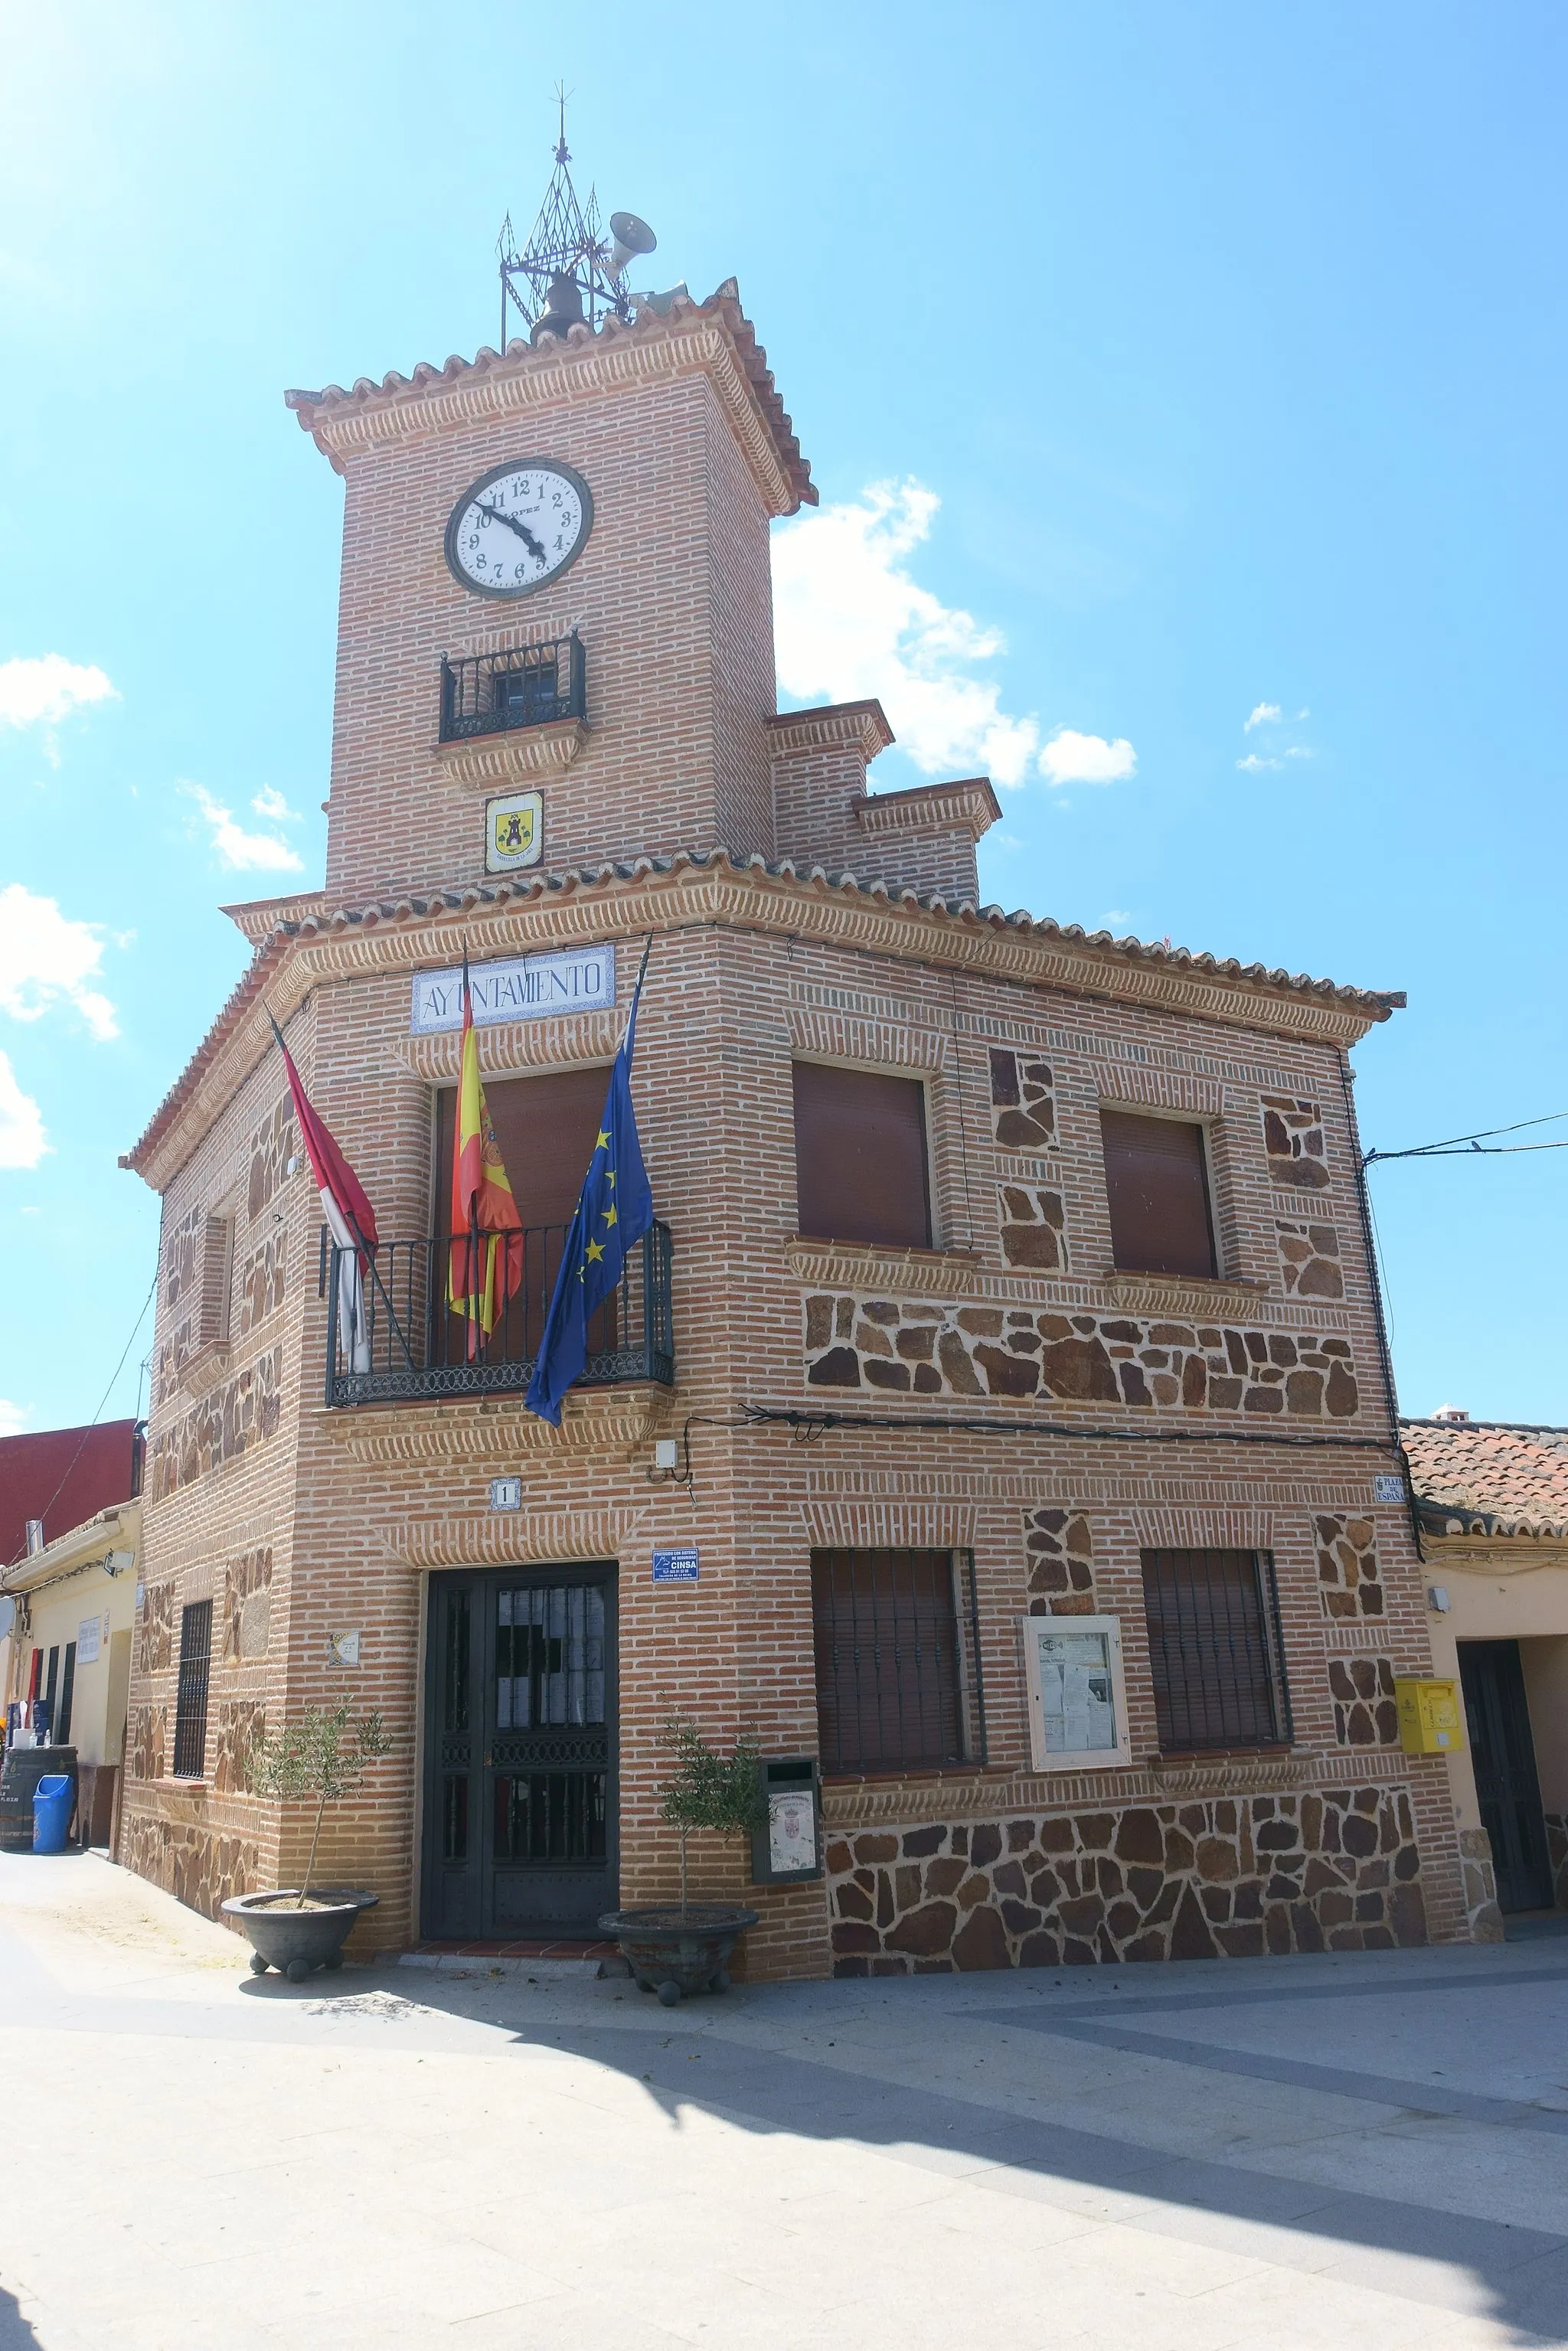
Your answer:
[1394,1677,1464,1755]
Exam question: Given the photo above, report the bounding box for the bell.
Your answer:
[531,270,585,344]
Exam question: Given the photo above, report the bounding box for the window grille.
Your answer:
[1140,1549,1292,1752]
[811,1548,986,1775]
[172,1598,213,1779]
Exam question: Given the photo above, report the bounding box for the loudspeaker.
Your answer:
[608,210,657,278]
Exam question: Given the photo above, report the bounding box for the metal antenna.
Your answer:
[496,90,642,341]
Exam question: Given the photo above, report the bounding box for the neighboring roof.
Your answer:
[284,280,816,514]
[1,1497,140,1598]
[1402,1416,1568,1540]
[0,1420,143,1569]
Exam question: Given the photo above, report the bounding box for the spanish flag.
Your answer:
[447,951,525,1359]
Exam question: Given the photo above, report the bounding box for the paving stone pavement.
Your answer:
[2,1849,1567,2349]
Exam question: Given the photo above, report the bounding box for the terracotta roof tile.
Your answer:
[1401,1417,1568,1539]
[125,848,1403,1182]
[285,282,816,511]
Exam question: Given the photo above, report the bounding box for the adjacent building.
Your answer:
[2,1498,140,1843]
[1403,1411,1568,1933]
[116,233,1479,1973]
[2,1418,145,1843]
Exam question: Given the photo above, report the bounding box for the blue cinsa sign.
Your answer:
[652,1547,700,1586]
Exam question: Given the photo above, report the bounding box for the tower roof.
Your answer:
[286,282,815,515]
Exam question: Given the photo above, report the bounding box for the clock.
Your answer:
[443,458,593,599]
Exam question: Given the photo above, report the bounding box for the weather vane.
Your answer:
[496,87,658,349]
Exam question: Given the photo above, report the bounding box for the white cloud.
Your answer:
[182,782,304,873]
[0,1396,32,1436]
[1236,753,1282,773]
[1245,702,1282,731]
[0,655,117,731]
[1101,909,1134,929]
[0,885,118,1040]
[1284,744,1313,760]
[773,479,1134,794]
[0,1050,47,1170]
[251,784,301,823]
[1040,730,1137,788]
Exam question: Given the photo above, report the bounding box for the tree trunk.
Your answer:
[298,1790,328,1909]
[679,1825,688,1918]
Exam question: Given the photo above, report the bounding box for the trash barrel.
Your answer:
[0,1746,76,1852]
[32,1775,74,1855]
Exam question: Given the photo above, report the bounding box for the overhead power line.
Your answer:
[1363,1107,1568,1167]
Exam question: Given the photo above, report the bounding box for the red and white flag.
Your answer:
[270,1014,379,1374]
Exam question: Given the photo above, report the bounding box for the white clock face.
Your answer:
[444,459,593,599]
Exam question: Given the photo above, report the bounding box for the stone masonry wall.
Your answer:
[806,1292,1361,1419]
[828,1785,1427,1974]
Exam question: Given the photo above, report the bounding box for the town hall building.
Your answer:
[117,179,1482,1975]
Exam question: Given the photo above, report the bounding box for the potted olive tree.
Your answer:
[222,1701,390,1982]
[599,1716,763,2004]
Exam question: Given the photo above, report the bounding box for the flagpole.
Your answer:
[266,1006,414,1370]
[459,942,483,1366]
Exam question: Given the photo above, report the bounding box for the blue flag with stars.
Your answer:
[525,950,655,1426]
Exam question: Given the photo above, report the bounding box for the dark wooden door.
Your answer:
[423,1564,618,1941]
[1459,1640,1551,1912]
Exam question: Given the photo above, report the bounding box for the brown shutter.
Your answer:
[792,1063,932,1248]
[1100,1109,1217,1278]
[433,1068,617,1363]
[434,1068,611,1235]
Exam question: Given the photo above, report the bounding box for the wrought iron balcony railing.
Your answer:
[438,634,586,744]
[322,1220,673,1407]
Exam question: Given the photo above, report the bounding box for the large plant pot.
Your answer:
[599,1904,759,2004]
[223,1888,378,1983]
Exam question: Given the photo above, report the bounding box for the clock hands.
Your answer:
[476,501,547,563]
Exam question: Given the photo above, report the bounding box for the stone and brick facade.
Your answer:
[116,268,1472,1977]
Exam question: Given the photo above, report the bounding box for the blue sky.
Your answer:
[2,2,1564,1434]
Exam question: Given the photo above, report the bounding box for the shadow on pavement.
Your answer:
[0,2288,44,2349]
[324,1951,1568,2340]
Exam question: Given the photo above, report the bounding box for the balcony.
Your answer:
[435,636,589,790]
[322,1222,673,1408]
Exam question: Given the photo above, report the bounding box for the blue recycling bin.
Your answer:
[32,1775,73,1855]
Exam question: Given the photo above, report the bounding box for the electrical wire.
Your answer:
[8,1262,158,1566]
[1363,1107,1568,1166]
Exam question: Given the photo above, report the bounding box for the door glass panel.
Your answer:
[493,1771,607,1862]
[442,1774,469,1863]
[495,1584,606,1730]
[443,1590,471,1734]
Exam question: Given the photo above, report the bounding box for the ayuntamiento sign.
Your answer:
[410,944,616,1035]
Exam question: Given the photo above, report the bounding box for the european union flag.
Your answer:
[525,949,655,1426]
